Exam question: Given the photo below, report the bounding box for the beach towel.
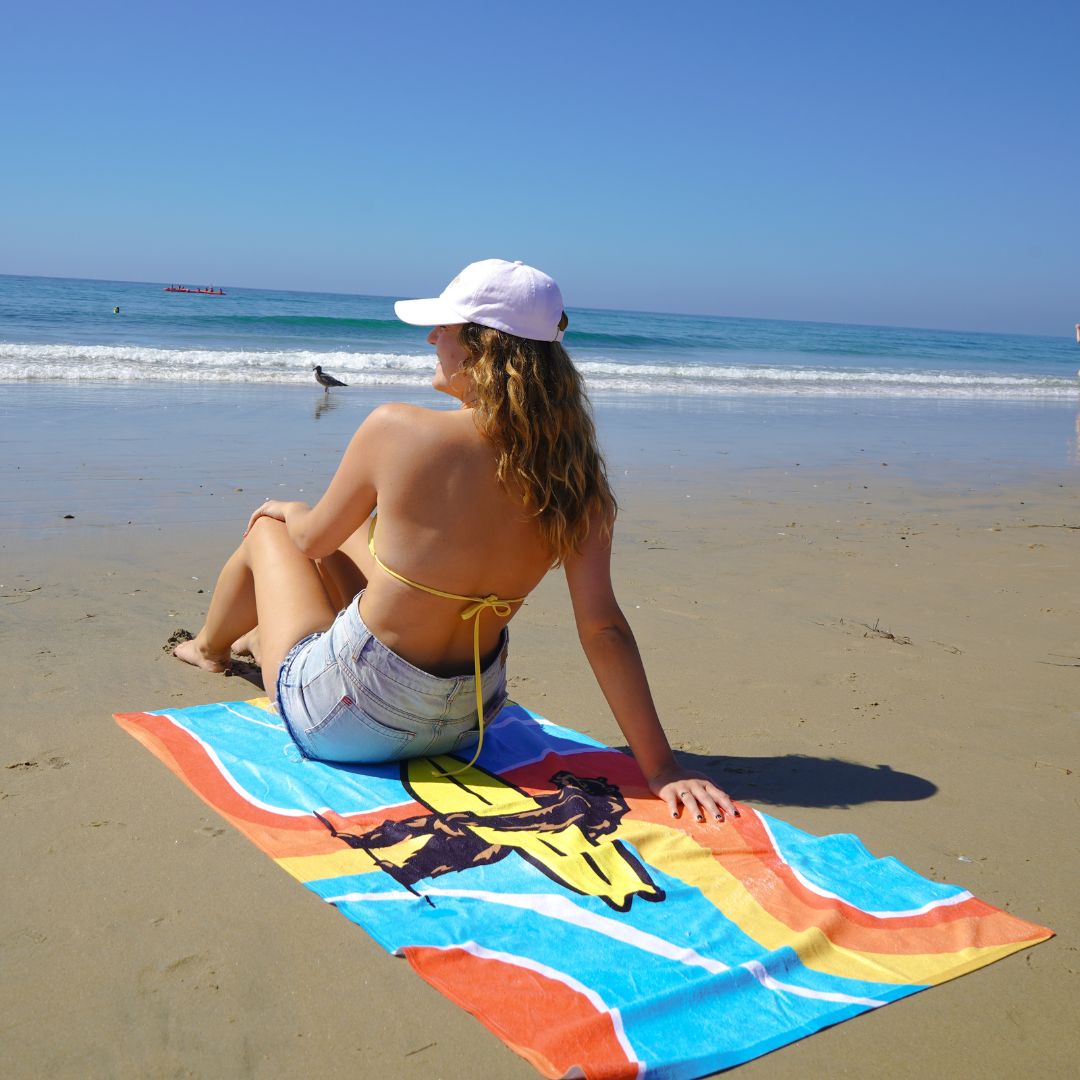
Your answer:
[115,698,1051,1079]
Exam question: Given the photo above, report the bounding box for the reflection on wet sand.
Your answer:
[314,395,341,422]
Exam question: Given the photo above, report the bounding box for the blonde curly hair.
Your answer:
[457,323,615,565]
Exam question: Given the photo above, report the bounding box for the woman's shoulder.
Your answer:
[364,401,436,425]
[360,401,458,435]
[366,401,473,423]
[358,401,478,453]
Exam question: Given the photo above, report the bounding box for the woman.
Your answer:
[175,259,734,823]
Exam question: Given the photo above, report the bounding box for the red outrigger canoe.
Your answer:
[163,285,227,295]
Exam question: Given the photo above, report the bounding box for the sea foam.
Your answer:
[1,341,1077,400]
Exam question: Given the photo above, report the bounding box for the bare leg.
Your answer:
[231,628,261,665]
[315,550,369,612]
[217,542,368,669]
[174,518,338,695]
[174,544,257,672]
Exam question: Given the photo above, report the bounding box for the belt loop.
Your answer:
[442,681,460,721]
[350,606,372,663]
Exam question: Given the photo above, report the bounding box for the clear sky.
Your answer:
[2,0,1077,335]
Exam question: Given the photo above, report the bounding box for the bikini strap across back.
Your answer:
[367,516,525,772]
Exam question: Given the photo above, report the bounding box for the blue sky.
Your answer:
[2,1,1077,334]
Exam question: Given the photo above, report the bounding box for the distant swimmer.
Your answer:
[113,306,120,315]
[312,365,348,392]
[1075,322,1079,344]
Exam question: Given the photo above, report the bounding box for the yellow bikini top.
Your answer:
[367,515,525,772]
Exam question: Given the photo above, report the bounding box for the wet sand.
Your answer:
[1,385,1077,1078]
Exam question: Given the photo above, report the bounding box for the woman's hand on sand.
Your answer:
[648,765,738,824]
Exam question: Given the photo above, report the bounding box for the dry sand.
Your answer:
[2,396,1078,1078]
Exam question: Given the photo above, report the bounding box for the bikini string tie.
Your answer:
[367,516,523,775]
[452,596,515,774]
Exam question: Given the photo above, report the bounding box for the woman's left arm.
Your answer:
[245,404,405,558]
[564,517,737,823]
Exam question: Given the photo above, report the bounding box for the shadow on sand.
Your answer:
[618,748,938,809]
[224,659,265,693]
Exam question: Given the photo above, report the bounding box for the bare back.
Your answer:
[334,404,554,676]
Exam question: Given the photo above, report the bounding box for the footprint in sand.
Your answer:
[139,951,221,994]
[5,754,70,772]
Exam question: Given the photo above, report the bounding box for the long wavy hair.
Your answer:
[458,323,615,565]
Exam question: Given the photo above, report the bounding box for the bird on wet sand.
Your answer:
[312,365,348,393]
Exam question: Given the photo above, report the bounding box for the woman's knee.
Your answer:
[249,514,288,535]
[245,515,290,551]
[243,516,312,578]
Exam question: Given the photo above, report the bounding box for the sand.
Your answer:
[1,385,1077,1078]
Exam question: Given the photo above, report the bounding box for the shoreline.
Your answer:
[2,384,1077,1077]
[2,383,1078,536]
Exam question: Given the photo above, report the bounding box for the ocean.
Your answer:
[1,274,1077,400]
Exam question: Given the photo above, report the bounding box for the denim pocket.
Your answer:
[303,693,416,763]
[350,648,449,725]
[451,727,481,751]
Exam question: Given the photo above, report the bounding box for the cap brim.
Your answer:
[393,297,468,327]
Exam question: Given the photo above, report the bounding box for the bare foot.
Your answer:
[231,628,261,667]
[173,636,232,673]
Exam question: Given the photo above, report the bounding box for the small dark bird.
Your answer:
[312,365,348,393]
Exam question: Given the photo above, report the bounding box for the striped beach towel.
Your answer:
[115,698,1051,1078]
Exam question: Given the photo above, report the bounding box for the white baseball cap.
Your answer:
[394,259,566,342]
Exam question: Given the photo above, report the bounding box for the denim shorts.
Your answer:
[275,593,509,764]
